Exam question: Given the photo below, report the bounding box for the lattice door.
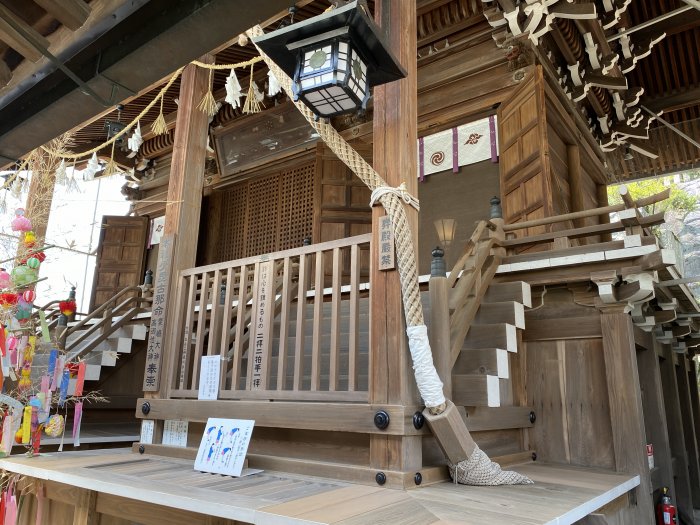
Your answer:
[216,161,315,262]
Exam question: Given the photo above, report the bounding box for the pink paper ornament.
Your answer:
[0,269,9,289]
[10,209,32,232]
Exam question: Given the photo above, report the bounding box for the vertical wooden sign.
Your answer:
[143,235,174,391]
[378,215,395,271]
[250,260,274,389]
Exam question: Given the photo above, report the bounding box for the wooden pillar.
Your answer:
[147,57,212,406]
[660,344,694,521]
[688,358,700,467]
[676,353,700,506]
[636,341,675,500]
[599,309,653,521]
[370,0,422,480]
[72,488,97,525]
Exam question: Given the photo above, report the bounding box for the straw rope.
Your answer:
[38,56,263,160]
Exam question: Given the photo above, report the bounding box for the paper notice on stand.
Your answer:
[194,418,257,477]
[140,420,154,444]
[163,420,188,447]
[198,356,221,400]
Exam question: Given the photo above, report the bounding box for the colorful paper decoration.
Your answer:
[10,266,37,287]
[73,402,83,447]
[10,209,32,232]
[21,290,35,303]
[44,414,64,437]
[0,270,10,289]
[59,299,77,316]
[26,257,40,269]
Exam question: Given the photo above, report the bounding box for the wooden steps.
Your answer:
[451,281,530,408]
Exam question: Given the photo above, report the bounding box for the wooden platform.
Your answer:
[0,449,639,524]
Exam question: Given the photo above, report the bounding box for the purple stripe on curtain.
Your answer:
[419,137,425,181]
[489,115,498,163]
[452,127,459,173]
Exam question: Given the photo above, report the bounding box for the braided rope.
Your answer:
[248,25,425,328]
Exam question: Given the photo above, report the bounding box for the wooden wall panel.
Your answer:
[498,67,553,242]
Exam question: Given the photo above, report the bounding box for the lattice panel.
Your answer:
[216,160,316,262]
[218,184,248,261]
[247,174,280,256]
[279,163,315,250]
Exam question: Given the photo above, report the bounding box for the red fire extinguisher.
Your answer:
[656,487,677,524]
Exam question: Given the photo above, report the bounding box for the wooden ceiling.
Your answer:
[484,0,700,181]
[8,0,697,183]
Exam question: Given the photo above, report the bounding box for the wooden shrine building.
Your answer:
[0,0,698,523]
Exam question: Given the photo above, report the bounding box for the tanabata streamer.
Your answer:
[59,368,70,407]
[74,362,86,397]
[73,402,83,447]
[21,405,31,444]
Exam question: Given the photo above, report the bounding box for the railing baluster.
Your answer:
[294,254,308,391]
[348,243,360,392]
[207,269,223,357]
[218,267,234,391]
[277,257,293,390]
[232,265,248,391]
[190,272,210,390]
[329,247,341,391]
[311,250,324,391]
[180,274,197,390]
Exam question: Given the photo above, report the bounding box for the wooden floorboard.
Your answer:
[0,450,639,525]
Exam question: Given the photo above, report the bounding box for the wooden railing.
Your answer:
[167,234,372,402]
[59,283,153,361]
[501,188,670,253]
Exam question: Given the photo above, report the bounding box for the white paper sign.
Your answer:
[140,420,154,444]
[194,418,255,477]
[163,420,188,447]
[198,356,221,400]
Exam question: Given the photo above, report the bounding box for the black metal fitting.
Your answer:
[414,472,422,485]
[375,472,386,485]
[141,402,151,415]
[138,445,145,454]
[529,411,536,424]
[374,410,390,430]
[531,452,537,461]
[412,411,425,430]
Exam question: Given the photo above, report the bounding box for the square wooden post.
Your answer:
[369,0,423,481]
[599,308,653,521]
[660,343,694,520]
[142,57,212,410]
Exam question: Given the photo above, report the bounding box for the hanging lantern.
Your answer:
[26,257,40,269]
[11,209,32,232]
[254,0,405,118]
[22,290,36,303]
[0,269,10,289]
[11,266,37,287]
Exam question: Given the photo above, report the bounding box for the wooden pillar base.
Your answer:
[424,400,476,464]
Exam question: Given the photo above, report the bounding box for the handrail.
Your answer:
[67,294,151,350]
[502,188,670,232]
[70,285,146,333]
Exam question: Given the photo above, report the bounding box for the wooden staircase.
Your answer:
[426,219,531,409]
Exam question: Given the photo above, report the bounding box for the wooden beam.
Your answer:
[600,309,654,521]
[34,0,91,31]
[0,4,50,62]
[676,354,700,506]
[0,60,10,88]
[636,343,675,497]
[660,343,695,520]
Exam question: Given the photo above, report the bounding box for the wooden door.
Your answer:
[90,216,149,311]
[497,66,553,237]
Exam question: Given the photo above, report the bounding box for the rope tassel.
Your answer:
[151,93,168,136]
[197,69,219,117]
[242,64,263,114]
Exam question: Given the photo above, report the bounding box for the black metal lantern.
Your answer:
[254,0,406,118]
